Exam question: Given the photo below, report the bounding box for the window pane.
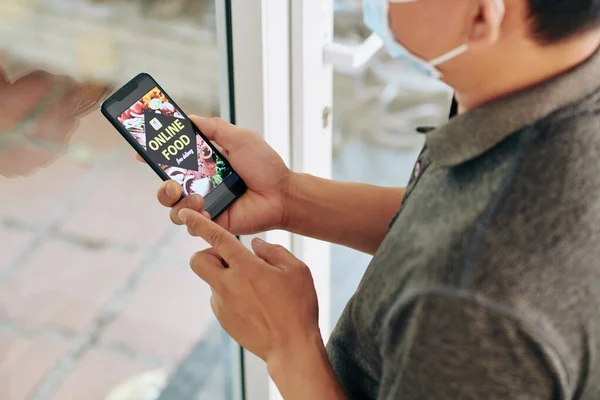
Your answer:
[0,1,236,399]
[331,0,453,325]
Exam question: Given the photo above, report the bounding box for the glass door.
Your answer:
[328,0,454,326]
[0,1,243,399]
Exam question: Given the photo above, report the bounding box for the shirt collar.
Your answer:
[425,47,600,168]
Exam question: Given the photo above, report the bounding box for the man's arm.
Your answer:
[285,173,405,255]
[379,293,564,400]
[267,332,348,400]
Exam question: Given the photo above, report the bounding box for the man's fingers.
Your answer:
[157,182,209,225]
[189,115,241,153]
[190,248,226,287]
[201,247,222,260]
[135,153,146,163]
[169,195,206,224]
[180,208,250,264]
[157,180,183,207]
[251,238,297,268]
[189,115,219,140]
[211,141,228,157]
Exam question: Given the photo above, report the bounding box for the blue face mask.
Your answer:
[363,0,505,79]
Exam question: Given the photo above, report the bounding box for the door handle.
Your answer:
[323,33,383,71]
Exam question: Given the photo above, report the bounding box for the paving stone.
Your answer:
[0,239,144,333]
[56,157,174,248]
[51,348,155,400]
[0,157,94,227]
[0,228,34,274]
[0,332,71,400]
[100,262,213,363]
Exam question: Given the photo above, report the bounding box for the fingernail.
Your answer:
[166,182,177,198]
[253,237,266,245]
[179,209,188,223]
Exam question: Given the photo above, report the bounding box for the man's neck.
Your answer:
[453,31,600,114]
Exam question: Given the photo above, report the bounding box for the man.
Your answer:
[0,67,109,177]
[3,0,597,397]
[155,0,600,398]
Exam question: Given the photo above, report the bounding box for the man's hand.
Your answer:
[178,207,320,361]
[155,116,293,235]
[178,208,349,399]
[0,68,110,177]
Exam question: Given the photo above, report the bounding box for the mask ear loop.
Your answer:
[431,0,505,68]
[495,0,506,18]
[429,44,470,67]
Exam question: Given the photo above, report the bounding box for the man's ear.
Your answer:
[468,0,506,49]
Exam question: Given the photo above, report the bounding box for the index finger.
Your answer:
[179,208,251,265]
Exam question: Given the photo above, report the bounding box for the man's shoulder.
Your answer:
[465,91,600,302]
[532,84,600,151]
[470,86,600,280]
[456,90,600,392]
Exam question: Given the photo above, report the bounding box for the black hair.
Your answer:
[527,0,600,44]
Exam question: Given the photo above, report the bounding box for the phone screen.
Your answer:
[115,86,232,198]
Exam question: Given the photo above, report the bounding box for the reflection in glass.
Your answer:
[0,1,235,399]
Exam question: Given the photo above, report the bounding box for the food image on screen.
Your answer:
[118,87,232,197]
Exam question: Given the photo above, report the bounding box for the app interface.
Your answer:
[117,87,232,197]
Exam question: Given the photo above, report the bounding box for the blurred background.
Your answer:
[0,0,452,399]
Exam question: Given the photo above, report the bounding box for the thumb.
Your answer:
[190,115,241,153]
[251,238,295,268]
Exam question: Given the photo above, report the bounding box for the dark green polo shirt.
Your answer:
[327,48,600,400]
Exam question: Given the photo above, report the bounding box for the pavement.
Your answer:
[0,110,219,400]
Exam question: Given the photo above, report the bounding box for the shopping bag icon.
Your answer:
[149,118,163,131]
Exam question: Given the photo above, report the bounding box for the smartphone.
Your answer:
[101,73,246,220]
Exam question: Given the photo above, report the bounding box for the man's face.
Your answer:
[387,0,477,62]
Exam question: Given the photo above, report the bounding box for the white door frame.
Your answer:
[290,0,334,341]
[215,1,245,399]
[231,0,293,398]
[221,0,334,399]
